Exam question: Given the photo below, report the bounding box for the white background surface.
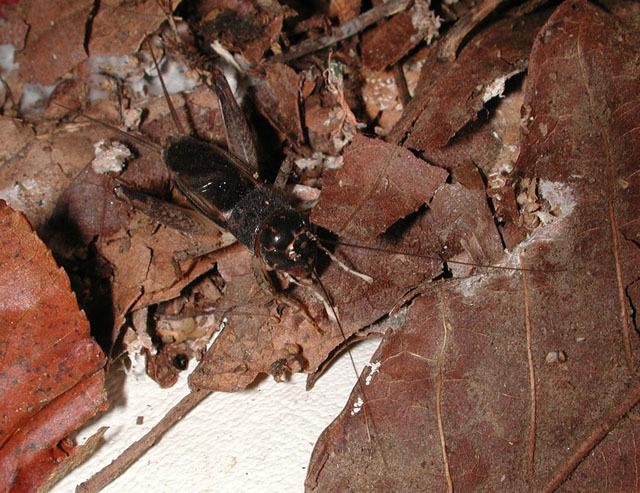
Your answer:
[51,338,380,492]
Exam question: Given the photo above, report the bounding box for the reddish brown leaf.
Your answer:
[427,181,504,271]
[189,220,445,391]
[0,201,106,491]
[0,373,107,492]
[15,0,91,85]
[255,63,305,145]
[98,217,231,332]
[0,3,28,48]
[388,7,551,150]
[310,134,448,241]
[50,164,130,243]
[560,421,640,492]
[307,1,640,490]
[14,0,166,86]
[361,0,439,71]
[0,117,100,233]
[87,0,166,56]
[419,90,529,249]
[328,0,361,23]
[0,116,34,162]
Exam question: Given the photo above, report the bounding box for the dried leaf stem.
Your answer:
[520,252,537,480]
[76,389,212,493]
[438,0,504,61]
[269,0,412,63]
[540,379,640,492]
[436,289,454,493]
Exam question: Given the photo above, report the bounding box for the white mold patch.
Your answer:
[351,396,364,416]
[454,180,576,299]
[481,69,522,103]
[91,139,133,174]
[366,360,381,386]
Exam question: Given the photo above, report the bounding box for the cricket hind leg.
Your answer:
[114,182,236,277]
[162,35,259,172]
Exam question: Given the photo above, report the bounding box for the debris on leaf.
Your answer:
[91,139,132,174]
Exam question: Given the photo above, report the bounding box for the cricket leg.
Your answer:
[252,257,324,334]
[115,183,235,278]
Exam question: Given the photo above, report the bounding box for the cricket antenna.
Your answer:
[53,102,162,154]
[146,37,186,136]
[320,237,565,274]
[311,268,388,469]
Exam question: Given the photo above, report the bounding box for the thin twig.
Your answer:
[392,63,411,106]
[268,0,412,64]
[539,379,640,492]
[76,388,213,493]
[438,0,504,61]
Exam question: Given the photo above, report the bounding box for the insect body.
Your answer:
[163,134,317,277]
[107,41,319,284]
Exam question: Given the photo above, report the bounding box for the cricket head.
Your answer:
[257,209,317,277]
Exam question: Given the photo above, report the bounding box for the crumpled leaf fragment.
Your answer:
[388,7,551,150]
[87,0,167,56]
[361,0,439,71]
[310,134,448,241]
[15,0,167,86]
[15,0,91,85]
[253,63,305,145]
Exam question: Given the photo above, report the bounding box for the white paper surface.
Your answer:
[50,339,380,492]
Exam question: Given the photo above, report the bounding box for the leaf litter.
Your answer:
[1,0,639,491]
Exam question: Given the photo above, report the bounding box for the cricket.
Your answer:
[4,0,636,491]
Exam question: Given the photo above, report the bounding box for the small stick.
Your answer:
[76,388,212,493]
[437,0,504,62]
[392,63,411,106]
[269,0,412,64]
[539,379,640,492]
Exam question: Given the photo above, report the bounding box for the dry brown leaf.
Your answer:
[310,134,448,241]
[254,62,305,145]
[361,0,439,71]
[388,7,551,150]
[87,0,166,56]
[0,201,106,491]
[0,3,28,47]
